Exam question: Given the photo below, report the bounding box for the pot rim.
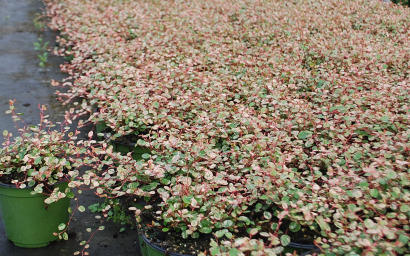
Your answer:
[140,232,319,255]
[140,231,194,256]
[0,178,70,189]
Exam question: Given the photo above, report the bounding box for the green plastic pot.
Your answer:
[95,121,108,135]
[0,182,70,248]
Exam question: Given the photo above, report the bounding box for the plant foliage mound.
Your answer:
[45,0,409,255]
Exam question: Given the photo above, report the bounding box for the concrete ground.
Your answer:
[0,0,141,255]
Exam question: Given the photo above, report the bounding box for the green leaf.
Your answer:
[298,131,312,140]
[192,232,199,239]
[386,171,397,179]
[181,230,188,239]
[222,220,234,228]
[381,116,390,123]
[200,219,211,227]
[259,194,269,200]
[400,204,409,213]
[78,206,86,212]
[182,195,193,205]
[364,219,375,229]
[137,139,146,146]
[229,248,239,256]
[27,169,35,177]
[66,192,75,198]
[271,223,278,230]
[200,227,212,233]
[34,185,43,194]
[263,211,272,220]
[28,180,36,187]
[353,152,362,160]
[88,203,101,213]
[210,247,220,255]
[369,189,379,198]
[316,216,331,231]
[238,216,251,225]
[399,234,409,244]
[289,222,301,232]
[58,223,66,231]
[280,235,291,246]
[249,228,258,236]
[142,153,150,159]
[359,181,369,188]
[215,229,227,238]
[160,178,170,185]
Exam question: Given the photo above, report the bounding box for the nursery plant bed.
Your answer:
[46,0,410,254]
[137,205,319,255]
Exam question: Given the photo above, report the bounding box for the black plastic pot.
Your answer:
[138,232,193,256]
[138,234,319,256]
[110,140,150,161]
[95,122,151,160]
[284,242,319,255]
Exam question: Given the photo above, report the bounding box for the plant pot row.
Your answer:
[0,169,319,254]
[137,225,319,256]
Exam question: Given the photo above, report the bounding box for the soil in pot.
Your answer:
[138,207,211,255]
[138,204,320,255]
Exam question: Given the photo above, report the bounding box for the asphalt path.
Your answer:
[0,0,141,255]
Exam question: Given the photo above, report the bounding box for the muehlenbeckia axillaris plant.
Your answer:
[0,100,80,204]
[44,0,409,254]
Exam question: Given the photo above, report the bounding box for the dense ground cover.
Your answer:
[45,0,409,255]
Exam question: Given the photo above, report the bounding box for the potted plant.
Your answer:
[0,100,79,248]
